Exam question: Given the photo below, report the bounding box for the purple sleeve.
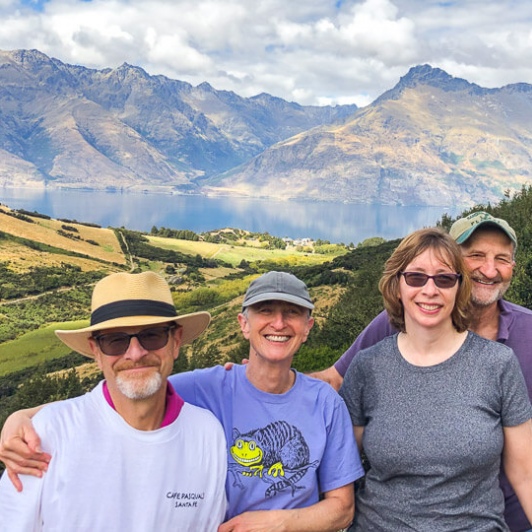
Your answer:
[334,310,396,377]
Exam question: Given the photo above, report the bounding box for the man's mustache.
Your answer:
[115,359,161,371]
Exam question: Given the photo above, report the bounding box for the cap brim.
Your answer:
[55,312,211,358]
[454,227,475,245]
[243,293,314,310]
[456,221,517,247]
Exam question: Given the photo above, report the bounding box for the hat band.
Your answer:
[91,300,177,326]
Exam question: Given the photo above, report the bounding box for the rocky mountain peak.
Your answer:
[206,64,532,207]
[0,48,80,94]
[376,63,484,103]
[108,62,151,83]
[1,48,50,67]
[197,81,215,92]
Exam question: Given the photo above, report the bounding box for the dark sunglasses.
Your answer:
[92,325,176,356]
[400,271,462,289]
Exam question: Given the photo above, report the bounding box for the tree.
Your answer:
[188,339,222,370]
[9,369,84,411]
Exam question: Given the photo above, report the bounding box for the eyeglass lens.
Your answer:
[401,272,461,289]
[94,326,174,356]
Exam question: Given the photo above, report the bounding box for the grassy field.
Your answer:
[0,321,88,376]
[0,207,348,376]
[148,235,335,266]
[0,207,126,268]
[0,280,346,376]
[0,239,120,274]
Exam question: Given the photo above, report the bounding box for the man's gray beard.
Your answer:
[470,281,510,308]
[116,371,163,400]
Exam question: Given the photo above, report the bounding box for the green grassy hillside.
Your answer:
[0,209,348,378]
[2,186,532,431]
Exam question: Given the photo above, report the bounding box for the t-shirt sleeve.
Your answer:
[500,349,532,427]
[0,471,44,531]
[0,409,57,532]
[168,371,198,404]
[334,311,394,377]
[318,391,365,493]
[338,353,367,427]
[169,367,226,420]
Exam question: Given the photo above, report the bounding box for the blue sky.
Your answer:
[19,0,48,10]
[2,0,532,106]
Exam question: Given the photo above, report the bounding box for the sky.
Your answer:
[2,0,532,107]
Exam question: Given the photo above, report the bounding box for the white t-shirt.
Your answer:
[0,381,227,531]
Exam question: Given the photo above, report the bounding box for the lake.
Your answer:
[0,187,463,244]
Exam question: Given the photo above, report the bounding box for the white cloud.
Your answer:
[1,0,532,106]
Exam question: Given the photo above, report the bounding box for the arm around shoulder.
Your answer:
[309,311,394,392]
[0,405,51,492]
[330,310,395,380]
[308,365,343,391]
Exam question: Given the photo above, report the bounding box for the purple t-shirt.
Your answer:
[334,299,532,532]
[169,365,364,520]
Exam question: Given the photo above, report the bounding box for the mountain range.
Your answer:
[0,49,355,193]
[2,49,532,206]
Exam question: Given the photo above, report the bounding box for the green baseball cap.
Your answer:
[449,211,517,248]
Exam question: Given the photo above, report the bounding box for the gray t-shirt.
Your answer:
[339,332,532,532]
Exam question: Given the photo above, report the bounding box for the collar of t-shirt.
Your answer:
[102,380,184,427]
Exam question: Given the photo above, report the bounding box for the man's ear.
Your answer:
[302,316,315,343]
[237,312,251,339]
[171,326,184,360]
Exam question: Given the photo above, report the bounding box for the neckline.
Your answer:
[240,365,299,399]
[393,331,470,371]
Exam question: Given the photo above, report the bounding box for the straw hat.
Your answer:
[55,271,210,358]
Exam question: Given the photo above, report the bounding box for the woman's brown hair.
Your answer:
[378,227,472,333]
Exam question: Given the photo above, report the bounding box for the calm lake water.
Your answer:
[0,188,463,244]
